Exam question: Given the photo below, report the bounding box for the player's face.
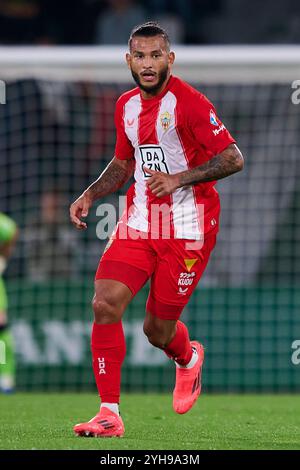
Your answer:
[126,36,175,96]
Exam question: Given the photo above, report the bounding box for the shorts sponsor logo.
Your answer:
[177,271,196,294]
[184,259,197,272]
[139,145,169,177]
[178,271,196,286]
[178,287,188,295]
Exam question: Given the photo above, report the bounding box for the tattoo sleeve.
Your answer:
[178,144,244,187]
[85,157,135,201]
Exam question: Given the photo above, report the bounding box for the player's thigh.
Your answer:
[147,234,217,320]
[95,228,156,298]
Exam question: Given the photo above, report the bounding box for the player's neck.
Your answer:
[140,73,171,100]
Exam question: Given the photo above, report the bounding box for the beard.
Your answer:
[131,65,169,95]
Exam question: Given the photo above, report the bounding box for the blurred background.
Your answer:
[1,0,300,45]
[0,0,300,394]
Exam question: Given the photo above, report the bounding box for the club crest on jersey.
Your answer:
[210,109,218,126]
[160,111,172,131]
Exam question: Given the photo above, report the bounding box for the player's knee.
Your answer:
[92,295,121,324]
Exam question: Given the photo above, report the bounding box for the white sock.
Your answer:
[101,402,120,415]
[175,346,198,369]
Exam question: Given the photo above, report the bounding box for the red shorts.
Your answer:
[95,226,217,321]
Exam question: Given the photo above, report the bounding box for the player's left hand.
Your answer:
[144,168,180,197]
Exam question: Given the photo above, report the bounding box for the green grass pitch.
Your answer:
[0,393,299,450]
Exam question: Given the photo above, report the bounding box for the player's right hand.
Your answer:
[69,192,93,230]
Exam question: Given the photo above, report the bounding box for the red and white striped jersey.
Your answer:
[114,75,235,240]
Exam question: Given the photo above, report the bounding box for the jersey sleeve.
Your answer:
[0,213,17,244]
[114,98,135,160]
[189,94,236,156]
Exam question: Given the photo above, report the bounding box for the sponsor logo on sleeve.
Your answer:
[210,109,226,136]
[210,109,219,126]
[212,124,225,136]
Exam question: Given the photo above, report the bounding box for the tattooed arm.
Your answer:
[178,144,244,186]
[70,157,134,230]
[145,144,244,198]
[85,157,135,200]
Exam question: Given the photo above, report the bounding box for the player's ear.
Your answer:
[168,51,175,66]
[126,53,131,69]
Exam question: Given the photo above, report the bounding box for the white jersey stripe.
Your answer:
[158,92,202,239]
[123,94,149,232]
